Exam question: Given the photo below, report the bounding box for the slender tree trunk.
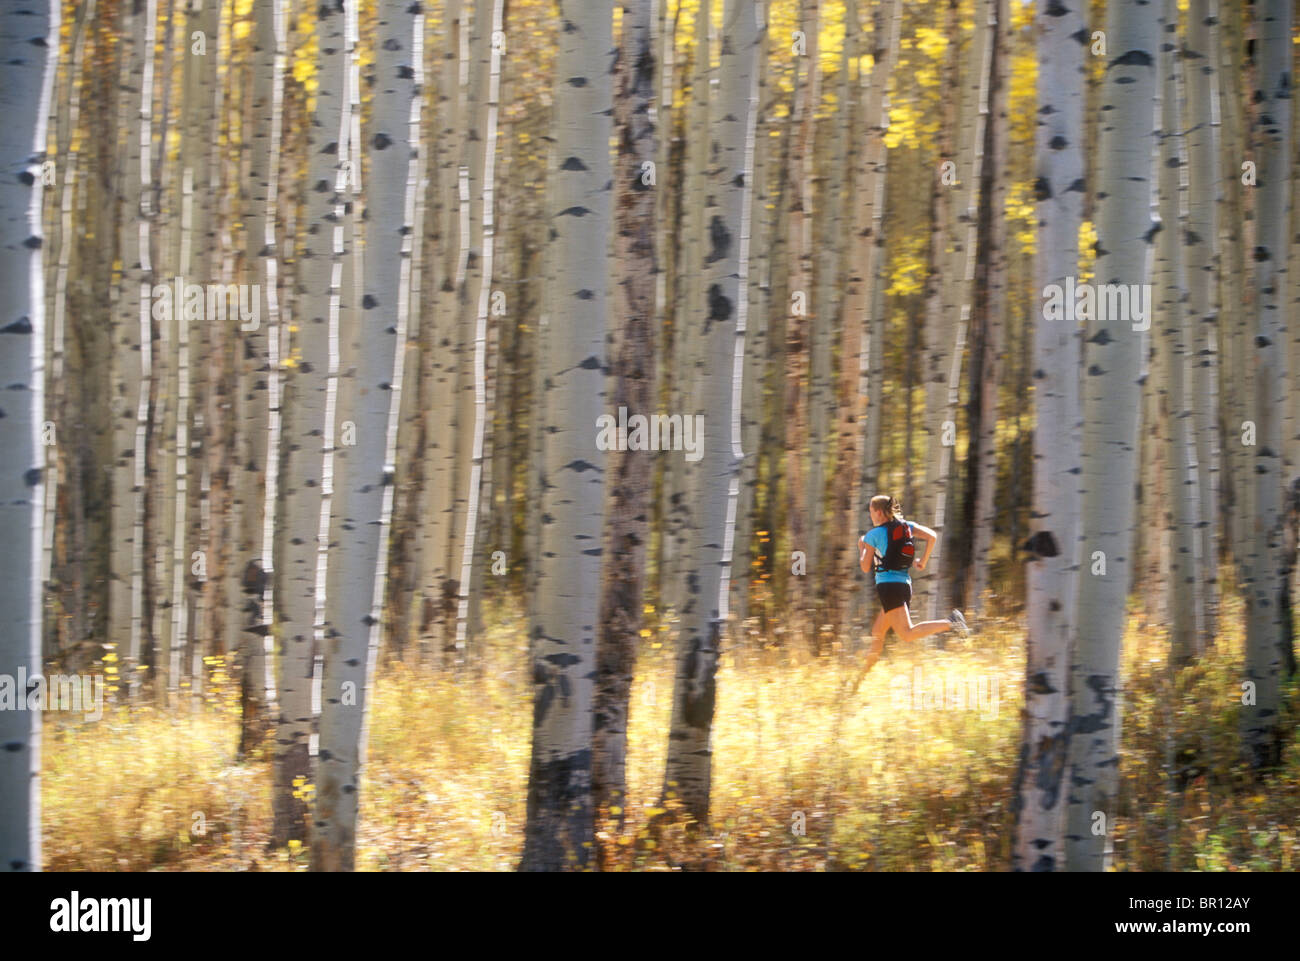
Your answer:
[1184,0,1221,650]
[593,0,657,836]
[856,0,899,626]
[255,0,288,730]
[1012,0,1085,872]
[410,0,463,659]
[1063,0,1158,872]
[236,0,280,755]
[1241,0,1292,772]
[273,0,348,849]
[734,0,767,627]
[966,0,1009,614]
[150,0,178,701]
[1216,0,1248,579]
[443,0,490,660]
[808,0,846,635]
[916,0,958,616]
[929,0,994,620]
[1157,0,1201,666]
[660,0,760,833]
[454,0,504,655]
[0,0,56,873]
[519,0,613,873]
[836,0,897,631]
[664,0,711,622]
[44,0,94,660]
[110,0,148,696]
[166,0,207,700]
[312,0,420,871]
[784,0,817,638]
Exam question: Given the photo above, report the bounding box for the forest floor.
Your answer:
[41,592,1300,870]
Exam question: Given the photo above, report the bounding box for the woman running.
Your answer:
[853,495,968,687]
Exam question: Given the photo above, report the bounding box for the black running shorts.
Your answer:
[876,581,912,613]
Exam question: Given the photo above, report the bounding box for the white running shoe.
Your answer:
[948,609,970,637]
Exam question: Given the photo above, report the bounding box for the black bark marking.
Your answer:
[1,317,33,334]
[1110,49,1154,69]
[1024,530,1059,558]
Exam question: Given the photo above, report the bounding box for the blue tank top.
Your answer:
[865,522,912,585]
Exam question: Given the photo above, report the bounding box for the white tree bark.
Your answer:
[313,0,419,871]
[1184,0,1220,651]
[1157,0,1201,665]
[519,0,613,872]
[275,0,347,848]
[409,0,464,657]
[0,0,56,873]
[43,0,94,646]
[661,0,761,829]
[967,0,1010,612]
[454,0,504,653]
[1241,0,1292,771]
[837,0,899,630]
[1013,0,1084,873]
[927,0,994,620]
[594,0,658,828]
[234,0,279,752]
[1063,0,1159,872]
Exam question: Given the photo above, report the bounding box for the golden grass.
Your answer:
[41,593,1300,870]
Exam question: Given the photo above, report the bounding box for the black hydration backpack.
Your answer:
[875,518,916,574]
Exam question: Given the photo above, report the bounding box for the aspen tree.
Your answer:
[454,0,504,653]
[1184,0,1221,649]
[967,0,1010,612]
[1064,0,1159,872]
[1157,0,1201,666]
[410,0,465,658]
[1241,0,1292,771]
[1013,0,1084,873]
[661,0,761,830]
[519,0,613,872]
[928,0,994,619]
[231,0,283,754]
[594,0,658,829]
[44,0,95,654]
[0,0,56,873]
[916,0,959,614]
[273,0,348,848]
[784,0,817,635]
[314,0,422,871]
[1216,0,1249,579]
[167,0,205,697]
[836,0,882,627]
[317,0,422,867]
[664,0,712,621]
[734,0,768,627]
[443,0,490,659]
[807,0,848,629]
[857,0,900,626]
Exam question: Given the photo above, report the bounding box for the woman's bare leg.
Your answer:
[889,602,952,644]
[851,610,890,693]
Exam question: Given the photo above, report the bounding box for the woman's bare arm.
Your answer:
[860,539,876,574]
[909,521,937,542]
[909,522,936,569]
